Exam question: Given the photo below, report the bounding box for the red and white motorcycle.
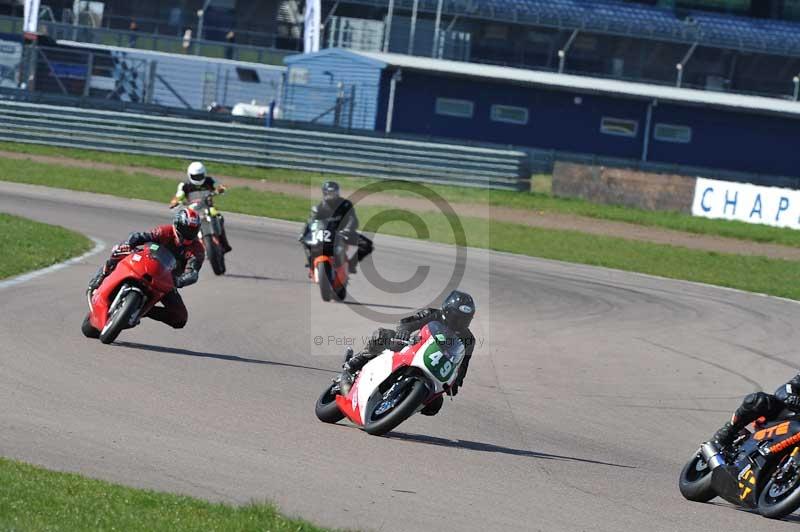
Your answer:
[315,321,465,436]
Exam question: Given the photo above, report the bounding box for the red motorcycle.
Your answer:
[81,243,177,344]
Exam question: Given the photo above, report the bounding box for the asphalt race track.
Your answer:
[3,181,800,531]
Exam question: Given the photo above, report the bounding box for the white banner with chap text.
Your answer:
[692,177,800,230]
[23,0,40,34]
[304,0,321,53]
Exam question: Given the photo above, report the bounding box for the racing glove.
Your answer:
[367,328,395,354]
[111,243,132,258]
[785,395,800,410]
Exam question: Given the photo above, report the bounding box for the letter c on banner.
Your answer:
[701,187,713,213]
[777,197,790,222]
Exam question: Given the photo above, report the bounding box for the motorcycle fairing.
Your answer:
[89,246,174,331]
[712,419,800,507]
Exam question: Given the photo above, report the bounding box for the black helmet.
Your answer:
[322,181,340,204]
[173,207,201,243]
[441,290,475,331]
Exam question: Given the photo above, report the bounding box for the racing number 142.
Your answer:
[312,230,332,244]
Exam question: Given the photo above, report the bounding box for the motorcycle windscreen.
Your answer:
[305,218,347,259]
[420,321,465,383]
[427,321,465,365]
[145,244,177,272]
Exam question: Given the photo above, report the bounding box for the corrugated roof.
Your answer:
[344,49,800,118]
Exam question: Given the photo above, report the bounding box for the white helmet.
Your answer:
[187,161,206,185]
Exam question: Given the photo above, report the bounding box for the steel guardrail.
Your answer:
[0,101,531,191]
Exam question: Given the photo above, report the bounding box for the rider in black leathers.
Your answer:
[340,290,477,416]
[299,181,373,273]
[712,375,800,447]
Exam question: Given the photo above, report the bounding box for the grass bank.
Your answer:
[0,213,92,279]
[0,457,331,532]
[4,157,800,299]
[4,141,800,247]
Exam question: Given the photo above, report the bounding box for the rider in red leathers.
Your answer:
[87,208,205,329]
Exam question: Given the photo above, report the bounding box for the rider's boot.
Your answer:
[421,395,444,416]
[337,351,371,395]
[348,260,358,274]
[88,265,108,291]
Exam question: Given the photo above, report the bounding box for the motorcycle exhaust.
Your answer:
[700,442,726,470]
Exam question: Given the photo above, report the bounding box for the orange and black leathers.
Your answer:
[713,374,800,446]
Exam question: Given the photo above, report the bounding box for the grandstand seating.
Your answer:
[344,0,800,56]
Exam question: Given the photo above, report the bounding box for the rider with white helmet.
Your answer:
[170,162,232,253]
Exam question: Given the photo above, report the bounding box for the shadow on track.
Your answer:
[387,432,635,469]
[225,273,307,284]
[707,501,800,523]
[116,342,336,374]
[340,300,415,311]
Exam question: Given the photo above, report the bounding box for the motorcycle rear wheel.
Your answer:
[758,454,800,519]
[100,291,142,344]
[364,379,428,436]
[678,453,716,502]
[315,383,345,423]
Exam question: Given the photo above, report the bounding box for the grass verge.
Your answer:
[0,213,92,279]
[4,157,800,299]
[4,141,800,247]
[0,457,331,532]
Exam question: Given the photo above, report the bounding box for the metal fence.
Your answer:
[0,100,531,191]
[0,15,292,66]
[5,42,381,129]
[12,44,286,112]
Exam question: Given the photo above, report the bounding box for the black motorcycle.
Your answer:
[301,216,352,302]
[680,414,800,519]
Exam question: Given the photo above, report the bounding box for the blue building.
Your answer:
[284,48,800,179]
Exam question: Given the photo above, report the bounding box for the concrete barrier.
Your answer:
[552,162,696,213]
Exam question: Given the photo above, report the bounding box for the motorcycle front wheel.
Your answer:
[100,291,142,344]
[758,453,800,519]
[678,453,716,502]
[316,262,334,302]
[204,235,226,276]
[364,378,428,436]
